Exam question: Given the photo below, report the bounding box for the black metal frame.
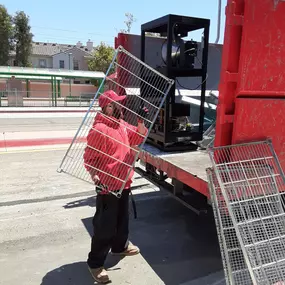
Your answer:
[141,14,210,151]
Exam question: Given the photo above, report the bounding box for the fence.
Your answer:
[0,90,99,107]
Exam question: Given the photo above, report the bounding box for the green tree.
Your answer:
[0,5,13,65]
[121,13,136,34]
[88,42,115,86]
[13,11,33,67]
[88,42,115,74]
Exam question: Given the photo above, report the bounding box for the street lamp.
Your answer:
[68,53,72,97]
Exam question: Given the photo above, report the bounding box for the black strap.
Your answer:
[130,190,137,219]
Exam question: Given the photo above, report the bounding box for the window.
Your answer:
[59,60,65,69]
[73,60,79,70]
[39,59,46,68]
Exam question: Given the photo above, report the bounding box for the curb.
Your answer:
[0,137,86,148]
[0,110,93,114]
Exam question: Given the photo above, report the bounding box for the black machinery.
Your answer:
[140,14,210,151]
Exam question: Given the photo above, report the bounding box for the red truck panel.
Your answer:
[214,0,244,147]
[232,98,285,170]
[114,3,285,198]
[237,1,285,94]
[215,0,285,171]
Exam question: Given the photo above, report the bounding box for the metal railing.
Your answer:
[0,90,99,107]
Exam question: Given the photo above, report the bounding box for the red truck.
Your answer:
[112,0,285,214]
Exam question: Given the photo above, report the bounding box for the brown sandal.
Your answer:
[111,242,140,256]
[88,266,110,284]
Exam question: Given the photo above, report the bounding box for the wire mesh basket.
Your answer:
[208,140,285,285]
[198,121,216,149]
[58,45,174,197]
[207,167,252,285]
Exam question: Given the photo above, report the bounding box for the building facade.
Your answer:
[8,40,94,72]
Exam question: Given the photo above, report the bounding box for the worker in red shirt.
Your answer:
[83,90,148,284]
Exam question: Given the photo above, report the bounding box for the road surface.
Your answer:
[0,113,84,133]
[0,112,225,285]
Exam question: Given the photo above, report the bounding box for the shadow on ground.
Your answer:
[42,191,224,285]
[41,262,93,285]
[81,191,224,285]
[63,183,150,209]
[41,257,124,285]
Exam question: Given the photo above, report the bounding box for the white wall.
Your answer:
[53,52,74,70]
[67,48,89,71]
[30,55,53,68]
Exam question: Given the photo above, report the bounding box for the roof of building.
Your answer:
[9,42,94,57]
[0,66,105,79]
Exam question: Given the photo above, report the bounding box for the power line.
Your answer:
[33,32,114,44]
[31,25,116,38]
[30,26,116,45]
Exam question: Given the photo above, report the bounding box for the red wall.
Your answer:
[0,81,98,97]
[215,0,285,170]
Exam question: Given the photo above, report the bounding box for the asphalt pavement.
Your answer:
[0,113,226,285]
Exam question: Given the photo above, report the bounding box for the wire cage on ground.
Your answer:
[207,167,252,285]
[207,140,285,285]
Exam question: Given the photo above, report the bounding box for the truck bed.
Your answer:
[138,144,212,197]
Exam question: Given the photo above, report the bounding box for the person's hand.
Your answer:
[93,175,109,194]
[137,106,149,123]
[93,175,100,185]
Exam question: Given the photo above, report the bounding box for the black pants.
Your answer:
[87,189,130,268]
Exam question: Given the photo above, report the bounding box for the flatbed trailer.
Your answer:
[136,143,212,214]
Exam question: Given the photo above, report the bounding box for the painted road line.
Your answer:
[0,137,86,148]
[0,106,99,115]
[0,112,88,119]
[0,106,94,112]
[0,143,70,154]
[2,130,78,140]
[0,109,94,113]
[0,146,69,155]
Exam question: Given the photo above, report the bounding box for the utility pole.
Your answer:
[68,53,72,97]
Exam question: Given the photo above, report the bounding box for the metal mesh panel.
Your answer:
[208,140,285,285]
[58,46,174,197]
[198,121,216,149]
[207,167,252,285]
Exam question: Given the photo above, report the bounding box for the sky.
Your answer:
[3,0,227,47]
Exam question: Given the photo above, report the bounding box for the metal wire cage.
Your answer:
[208,140,285,285]
[198,121,216,149]
[57,46,174,197]
[207,167,252,285]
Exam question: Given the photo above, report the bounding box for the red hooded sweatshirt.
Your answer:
[83,113,146,192]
